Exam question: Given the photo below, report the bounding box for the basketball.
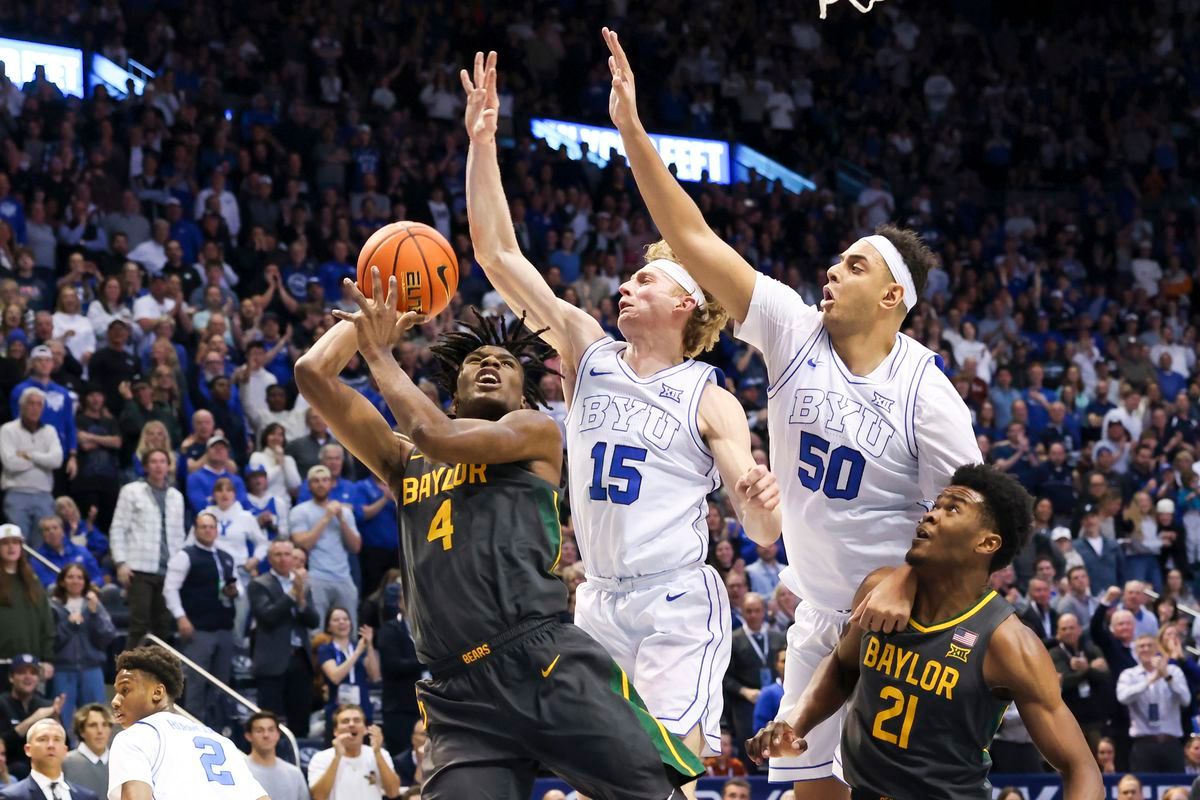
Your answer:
[356,221,459,317]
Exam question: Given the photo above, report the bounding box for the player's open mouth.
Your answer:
[914,525,931,540]
[476,368,501,387]
[618,299,633,313]
[822,286,835,304]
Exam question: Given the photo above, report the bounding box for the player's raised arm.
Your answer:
[746,568,890,763]
[293,317,412,482]
[602,27,757,322]
[334,270,562,469]
[462,51,603,369]
[985,618,1104,800]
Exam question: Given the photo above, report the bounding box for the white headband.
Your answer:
[862,235,917,312]
[644,258,707,309]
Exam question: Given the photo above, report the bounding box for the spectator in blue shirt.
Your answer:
[318,240,356,301]
[32,516,105,587]
[316,606,379,742]
[0,173,26,244]
[10,345,77,477]
[185,436,248,513]
[353,475,398,596]
[752,650,787,734]
[165,198,203,264]
[547,230,581,283]
[55,496,108,568]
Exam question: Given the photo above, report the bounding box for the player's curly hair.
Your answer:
[644,240,729,357]
[116,645,185,702]
[430,307,559,409]
[874,223,936,304]
[949,463,1034,572]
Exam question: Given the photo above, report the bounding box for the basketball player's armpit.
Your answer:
[119,781,153,800]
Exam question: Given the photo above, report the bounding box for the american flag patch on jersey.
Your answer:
[952,627,978,647]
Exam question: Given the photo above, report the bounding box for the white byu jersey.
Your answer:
[567,338,720,579]
[736,274,981,610]
[108,711,266,800]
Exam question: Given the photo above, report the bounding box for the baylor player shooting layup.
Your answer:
[746,465,1102,800]
[296,270,705,800]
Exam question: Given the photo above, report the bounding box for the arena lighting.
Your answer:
[0,36,85,98]
[531,117,732,184]
[530,117,817,193]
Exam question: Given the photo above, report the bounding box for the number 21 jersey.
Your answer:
[567,338,720,580]
[735,274,981,611]
[108,711,265,800]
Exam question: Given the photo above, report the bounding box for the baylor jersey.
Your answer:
[841,591,1013,800]
[394,453,567,665]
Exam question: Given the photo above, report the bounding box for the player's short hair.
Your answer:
[245,710,280,733]
[116,645,185,702]
[644,240,729,357]
[72,703,112,738]
[948,463,1033,572]
[429,307,558,409]
[332,704,364,724]
[874,223,936,301]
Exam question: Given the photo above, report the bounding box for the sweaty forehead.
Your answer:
[469,345,519,363]
[939,485,985,507]
[840,239,888,271]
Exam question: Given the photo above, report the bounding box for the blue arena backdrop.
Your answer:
[530,774,1195,799]
[530,117,818,194]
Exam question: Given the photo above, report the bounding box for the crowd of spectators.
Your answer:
[0,0,1195,794]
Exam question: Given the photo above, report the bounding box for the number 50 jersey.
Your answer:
[735,273,981,612]
[567,338,721,580]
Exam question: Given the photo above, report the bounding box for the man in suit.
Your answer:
[1019,577,1059,647]
[249,539,318,738]
[392,720,427,788]
[374,583,424,756]
[722,592,785,767]
[0,718,98,800]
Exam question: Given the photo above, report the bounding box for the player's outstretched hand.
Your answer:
[459,51,499,143]
[745,720,806,765]
[850,567,917,634]
[734,464,780,513]
[602,27,641,132]
[333,268,427,358]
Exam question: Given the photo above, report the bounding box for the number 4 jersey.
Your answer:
[107,711,266,800]
[567,338,721,580]
[735,274,981,611]
[395,454,568,664]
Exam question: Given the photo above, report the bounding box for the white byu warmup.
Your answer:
[461,50,781,773]
[602,26,982,794]
[736,272,981,781]
[569,337,731,752]
[108,711,266,800]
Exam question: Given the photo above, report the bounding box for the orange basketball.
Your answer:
[356,221,459,317]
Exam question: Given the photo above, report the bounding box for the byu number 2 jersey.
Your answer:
[567,338,720,579]
[736,274,981,611]
[108,711,266,800]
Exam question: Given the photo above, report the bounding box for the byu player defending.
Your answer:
[602,28,982,799]
[461,52,783,773]
[108,646,267,800]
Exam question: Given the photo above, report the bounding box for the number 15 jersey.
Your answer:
[108,711,266,800]
[567,338,720,580]
[735,274,981,611]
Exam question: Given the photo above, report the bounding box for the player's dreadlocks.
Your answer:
[116,645,185,701]
[430,308,558,409]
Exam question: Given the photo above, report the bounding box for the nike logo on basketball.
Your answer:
[540,654,561,678]
[435,264,451,292]
[666,592,687,602]
[589,368,612,376]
